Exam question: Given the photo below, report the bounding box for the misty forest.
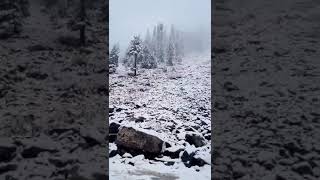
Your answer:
[109,22,211,179]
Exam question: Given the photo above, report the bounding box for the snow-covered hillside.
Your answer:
[109,53,211,180]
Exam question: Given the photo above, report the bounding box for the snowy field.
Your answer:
[109,52,211,180]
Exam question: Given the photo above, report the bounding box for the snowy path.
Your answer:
[109,53,211,180]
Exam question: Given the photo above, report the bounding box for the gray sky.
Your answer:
[109,0,211,53]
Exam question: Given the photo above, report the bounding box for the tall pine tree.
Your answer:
[127,36,143,76]
[109,44,120,67]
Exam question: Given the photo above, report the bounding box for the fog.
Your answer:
[109,0,211,56]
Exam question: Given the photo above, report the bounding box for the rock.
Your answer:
[21,146,57,158]
[292,162,313,175]
[164,161,175,166]
[284,141,306,156]
[163,148,184,159]
[0,139,16,162]
[5,175,18,180]
[223,81,239,91]
[49,158,75,168]
[20,135,59,158]
[26,71,48,80]
[232,161,246,179]
[134,116,145,123]
[257,151,276,169]
[109,150,118,158]
[185,133,206,147]
[27,44,53,52]
[109,122,120,134]
[109,134,117,143]
[204,134,211,141]
[0,164,17,175]
[181,151,207,167]
[92,173,108,180]
[109,107,114,113]
[115,127,164,155]
[214,101,228,110]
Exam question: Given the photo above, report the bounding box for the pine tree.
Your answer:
[109,44,120,67]
[174,30,184,63]
[167,42,174,66]
[144,28,151,47]
[127,36,143,76]
[156,23,165,63]
[141,45,157,69]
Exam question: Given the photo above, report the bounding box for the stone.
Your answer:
[115,127,164,155]
[292,162,313,175]
[109,122,120,134]
[185,133,206,147]
[0,143,16,162]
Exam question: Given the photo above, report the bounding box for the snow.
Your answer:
[109,52,211,179]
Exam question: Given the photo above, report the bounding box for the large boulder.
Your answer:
[115,127,164,155]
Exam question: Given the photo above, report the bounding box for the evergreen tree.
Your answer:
[109,44,120,67]
[141,45,157,69]
[144,28,151,47]
[127,36,143,76]
[174,30,184,63]
[156,23,165,63]
[167,42,174,66]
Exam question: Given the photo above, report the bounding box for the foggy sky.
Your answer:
[109,0,211,54]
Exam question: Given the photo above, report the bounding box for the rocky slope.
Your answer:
[0,0,108,179]
[213,0,320,179]
[109,53,211,180]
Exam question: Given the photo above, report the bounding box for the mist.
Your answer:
[109,0,211,56]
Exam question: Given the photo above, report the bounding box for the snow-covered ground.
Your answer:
[109,52,211,180]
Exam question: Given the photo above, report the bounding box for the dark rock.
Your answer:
[284,141,306,156]
[109,107,114,113]
[115,127,164,155]
[82,135,101,148]
[163,148,184,159]
[257,151,276,169]
[0,145,16,162]
[5,175,18,180]
[0,164,17,175]
[214,101,228,110]
[109,134,117,143]
[49,158,75,168]
[48,128,78,136]
[135,116,146,123]
[185,133,206,147]
[292,162,313,175]
[232,161,246,179]
[204,134,211,141]
[109,150,118,158]
[164,161,175,166]
[181,151,207,167]
[109,122,120,134]
[165,142,171,148]
[115,108,123,112]
[92,173,108,180]
[26,72,48,80]
[27,44,53,52]
[21,146,57,158]
[223,81,239,91]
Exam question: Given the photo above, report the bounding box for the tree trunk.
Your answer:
[134,53,137,76]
